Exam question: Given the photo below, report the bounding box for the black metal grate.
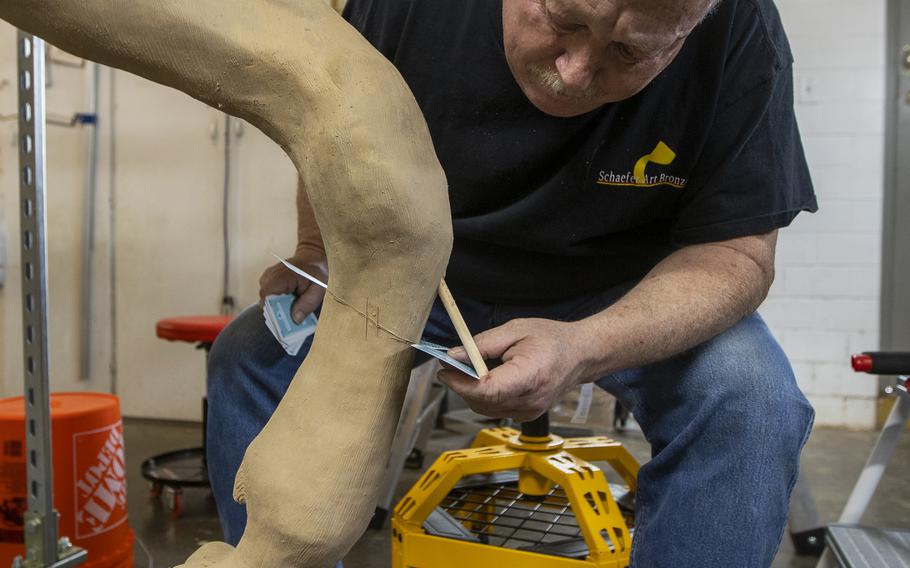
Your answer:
[434,479,634,558]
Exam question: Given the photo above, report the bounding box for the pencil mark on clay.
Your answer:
[329,292,413,345]
[274,253,416,344]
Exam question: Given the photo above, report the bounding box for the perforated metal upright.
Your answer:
[14,32,86,568]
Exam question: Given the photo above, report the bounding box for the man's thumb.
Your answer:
[291,282,327,323]
[291,295,312,324]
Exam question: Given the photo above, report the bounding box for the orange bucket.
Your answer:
[0,393,133,567]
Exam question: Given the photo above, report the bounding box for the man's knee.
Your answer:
[208,306,279,399]
[691,314,814,453]
[210,308,254,373]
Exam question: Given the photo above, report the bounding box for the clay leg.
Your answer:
[0,2,451,566]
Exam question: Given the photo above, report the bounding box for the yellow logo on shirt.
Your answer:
[596,140,688,189]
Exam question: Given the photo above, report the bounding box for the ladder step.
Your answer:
[827,524,910,568]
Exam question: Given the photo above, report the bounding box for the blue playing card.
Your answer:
[265,294,318,338]
[411,340,480,379]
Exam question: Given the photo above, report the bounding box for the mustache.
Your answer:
[528,64,598,101]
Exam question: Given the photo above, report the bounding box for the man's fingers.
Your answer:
[258,265,280,305]
[473,324,524,360]
[258,254,329,315]
[436,367,480,396]
[258,264,294,304]
[260,263,315,305]
[449,321,525,363]
[438,363,542,420]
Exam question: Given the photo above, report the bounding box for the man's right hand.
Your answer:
[258,250,328,324]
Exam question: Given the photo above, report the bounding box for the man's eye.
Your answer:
[552,20,582,33]
[546,9,583,33]
[613,43,643,64]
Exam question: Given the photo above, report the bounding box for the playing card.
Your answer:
[411,340,480,379]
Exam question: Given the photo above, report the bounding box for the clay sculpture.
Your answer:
[2,1,452,566]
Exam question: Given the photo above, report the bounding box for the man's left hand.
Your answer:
[438,318,591,422]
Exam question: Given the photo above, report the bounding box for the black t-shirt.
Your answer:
[342,0,817,303]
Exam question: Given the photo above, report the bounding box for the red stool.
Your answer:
[141,315,233,516]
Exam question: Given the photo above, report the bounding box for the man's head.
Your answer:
[502,0,719,117]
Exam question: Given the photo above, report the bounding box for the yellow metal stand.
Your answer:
[392,416,640,568]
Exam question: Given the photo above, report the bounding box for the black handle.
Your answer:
[852,352,910,375]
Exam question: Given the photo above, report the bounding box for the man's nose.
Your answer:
[554,48,596,91]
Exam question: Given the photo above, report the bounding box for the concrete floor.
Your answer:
[121,418,910,568]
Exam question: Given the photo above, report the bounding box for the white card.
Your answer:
[272,254,327,289]
[411,340,480,379]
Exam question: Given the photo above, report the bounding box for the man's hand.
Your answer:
[438,318,591,422]
[258,249,328,324]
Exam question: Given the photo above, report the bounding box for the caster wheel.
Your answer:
[405,449,424,470]
[149,482,162,499]
[166,487,184,518]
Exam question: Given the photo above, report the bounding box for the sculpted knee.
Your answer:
[299,70,453,273]
[312,157,452,265]
[313,166,453,302]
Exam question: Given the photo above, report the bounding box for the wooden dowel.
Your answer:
[438,279,489,377]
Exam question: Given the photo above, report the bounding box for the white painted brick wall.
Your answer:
[767,0,885,428]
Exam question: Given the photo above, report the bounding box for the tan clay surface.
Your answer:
[1,2,452,566]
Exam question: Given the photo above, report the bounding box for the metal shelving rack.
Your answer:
[14,31,86,568]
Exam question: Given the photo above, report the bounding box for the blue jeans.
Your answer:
[207,288,814,567]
